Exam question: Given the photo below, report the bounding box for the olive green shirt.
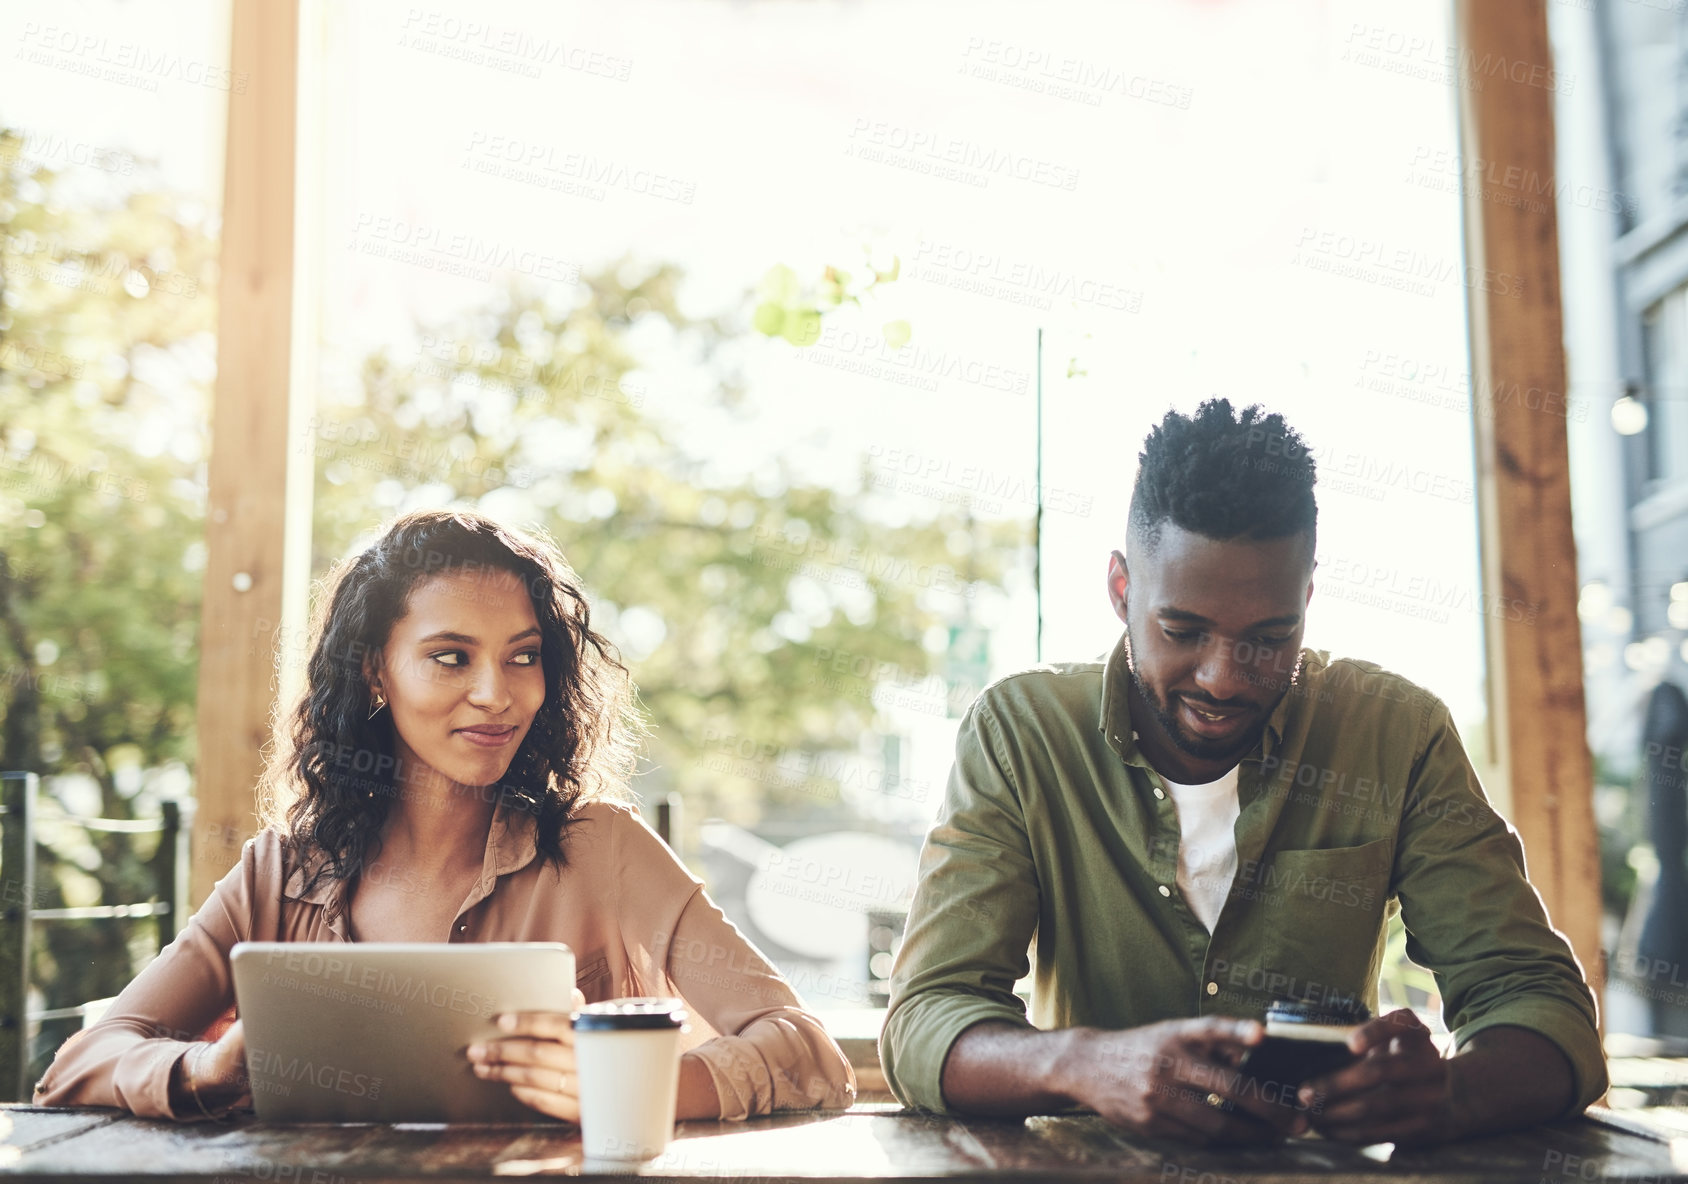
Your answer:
[880,638,1607,1115]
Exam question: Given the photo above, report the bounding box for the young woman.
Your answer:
[34,510,855,1121]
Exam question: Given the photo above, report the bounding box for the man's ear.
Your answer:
[1107,550,1130,626]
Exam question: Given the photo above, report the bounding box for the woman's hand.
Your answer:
[170,1019,250,1116]
[467,988,586,1122]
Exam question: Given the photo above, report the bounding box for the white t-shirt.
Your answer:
[1160,765,1242,932]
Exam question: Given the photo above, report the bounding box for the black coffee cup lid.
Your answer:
[572,997,688,1031]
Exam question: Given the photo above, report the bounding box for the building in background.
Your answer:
[1553,0,1688,1038]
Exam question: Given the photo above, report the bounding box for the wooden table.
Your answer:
[0,1103,1684,1182]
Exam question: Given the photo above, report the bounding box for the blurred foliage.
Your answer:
[0,129,212,777]
[750,257,906,350]
[1376,911,1443,1030]
[0,125,215,1084]
[313,261,1018,827]
[0,125,1021,1078]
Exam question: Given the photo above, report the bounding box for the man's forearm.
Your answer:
[1447,1026,1578,1137]
[940,1021,1085,1116]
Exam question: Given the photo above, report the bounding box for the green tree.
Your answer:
[0,125,1022,1077]
[313,264,1019,828]
[0,126,216,1080]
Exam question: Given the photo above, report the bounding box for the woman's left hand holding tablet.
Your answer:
[467,988,587,1121]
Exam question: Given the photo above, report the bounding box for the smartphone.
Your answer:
[1239,1019,1360,1091]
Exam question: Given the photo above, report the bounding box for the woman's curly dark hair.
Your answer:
[259,510,640,897]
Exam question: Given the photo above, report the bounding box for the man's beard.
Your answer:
[1123,619,1288,765]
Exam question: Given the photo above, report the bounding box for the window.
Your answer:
[299,0,1479,1011]
[1641,290,1688,487]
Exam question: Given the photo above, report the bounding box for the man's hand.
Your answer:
[1055,1017,1307,1144]
[1299,1008,1452,1144]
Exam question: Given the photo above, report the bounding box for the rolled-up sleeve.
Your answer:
[879,696,1041,1113]
[1394,698,1608,1114]
[615,810,855,1119]
[33,837,260,1119]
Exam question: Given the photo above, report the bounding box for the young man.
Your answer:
[880,399,1605,1145]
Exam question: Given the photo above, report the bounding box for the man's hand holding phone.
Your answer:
[1296,1008,1454,1144]
[1062,1017,1311,1144]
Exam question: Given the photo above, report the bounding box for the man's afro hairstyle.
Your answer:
[1128,398,1318,553]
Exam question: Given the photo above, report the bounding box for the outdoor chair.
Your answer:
[0,771,187,1101]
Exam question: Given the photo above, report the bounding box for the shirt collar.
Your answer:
[1098,631,1143,762]
[487,797,541,877]
[1098,630,1297,766]
[282,797,543,913]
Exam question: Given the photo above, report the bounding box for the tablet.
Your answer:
[230,941,575,1123]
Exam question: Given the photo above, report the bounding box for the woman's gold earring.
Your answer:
[368,692,386,720]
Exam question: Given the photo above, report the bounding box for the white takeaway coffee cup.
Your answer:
[572,998,688,1161]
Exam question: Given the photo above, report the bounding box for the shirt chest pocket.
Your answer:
[574,952,613,1004]
[1236,838,1394,1003]
[1268,838,1392,914]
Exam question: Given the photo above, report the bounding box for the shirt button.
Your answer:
[1158,885,1171,897]
[1207,981,1219,996]
[1153,787,1165,800]
[458,923,467,933]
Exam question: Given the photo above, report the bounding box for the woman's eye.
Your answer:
[430,650,466,667]
[511,650,540,666]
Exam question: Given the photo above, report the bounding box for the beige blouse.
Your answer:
[34,799,856,1121]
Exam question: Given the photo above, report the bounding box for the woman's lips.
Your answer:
[456,726,517,748]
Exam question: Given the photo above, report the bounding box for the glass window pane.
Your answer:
[302,0,1479,1015]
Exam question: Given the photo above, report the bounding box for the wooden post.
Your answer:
[194,0,304,905]
[1454,0,1603,998]
[0,773,36,1101]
